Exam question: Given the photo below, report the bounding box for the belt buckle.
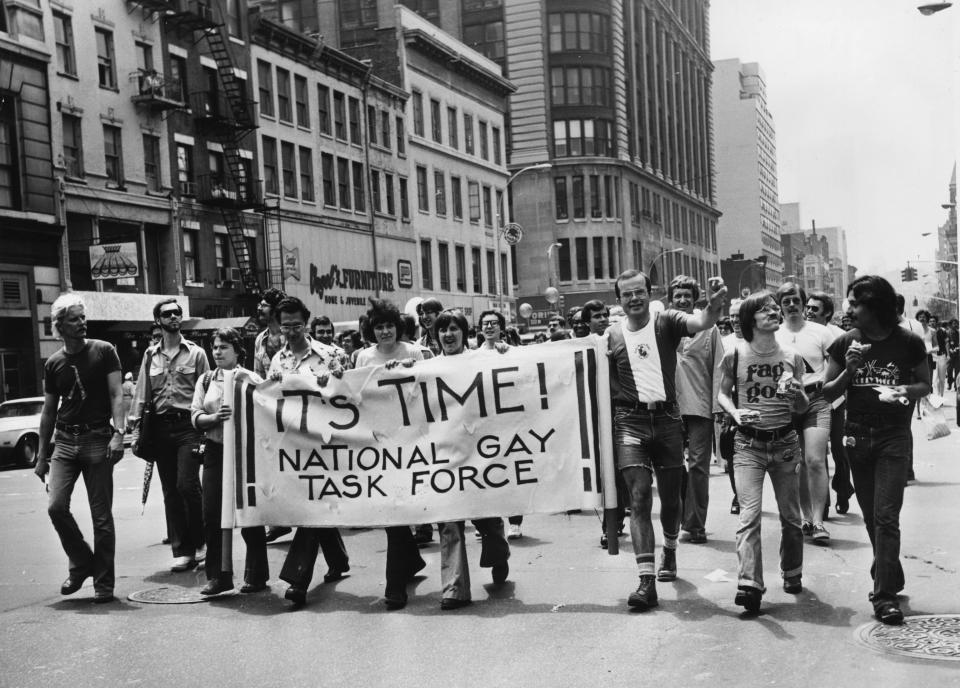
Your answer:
[67,424,82,435]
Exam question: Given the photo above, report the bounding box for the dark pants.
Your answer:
[844,422,910,607]
[719,420,738,500]
[829,405,854,501]
[385,526,426,596]
[681,415,714,533]
[280,527,349,588]
[201,442,268,585]
[153,414,204,557]
[47,427,115,593]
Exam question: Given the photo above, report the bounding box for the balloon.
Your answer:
[404,297,424,317]
[519,303,533,318]
[544,287,559,304]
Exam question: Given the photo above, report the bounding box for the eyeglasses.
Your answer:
[279,323,305,333]
[804,304,822,312]
[159,310,182,319]
[619,289,648,300]
[780,296,803,305]
[480,320,500,328]
[759,303,782,314]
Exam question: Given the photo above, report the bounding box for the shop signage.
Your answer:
[309,262,397,307]
[89,243,139,280]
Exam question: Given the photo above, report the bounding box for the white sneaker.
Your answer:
[507,524,522,540]
[171,556,195,572]
[195,545,207,564]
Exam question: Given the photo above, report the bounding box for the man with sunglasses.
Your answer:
[133,299,210,572]
[607,269,726,610]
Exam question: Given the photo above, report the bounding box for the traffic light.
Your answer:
[901,265,918,282]
[908,266,918,281]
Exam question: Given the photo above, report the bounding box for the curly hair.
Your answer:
[362,298,403,342]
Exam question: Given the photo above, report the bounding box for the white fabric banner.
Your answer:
[222,337,614,528]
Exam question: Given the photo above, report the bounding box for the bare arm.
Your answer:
[106,370,125,460]
[34,392,59,480]
[685,285,728,334]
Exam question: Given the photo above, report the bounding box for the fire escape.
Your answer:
[127,0,263,295]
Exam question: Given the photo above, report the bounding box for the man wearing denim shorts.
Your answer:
[606,269,726,610]
[775,282,836,544]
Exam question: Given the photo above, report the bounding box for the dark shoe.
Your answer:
[323,565,350,583]
[875,601,904,625]
[600,533,608,549]
[93,591,116,604]
[407,557,427,580]
[730,498,740,515]
[414,524,434,546]
[687,530,707,544]
[60,572,90,595]
[265,526,292,543]
[836,494,849,515]
[492,562,509,584]
[735,586,762,613]
[284,585,307,607]
[783,575,802,594]
[801,521,814,537]
[161,537,170,545]
[656,548,677,582]
[200,577,234,596]
[384,588,408,610]
[239,582,268,594]
[627,576,658,610]
[440,597,472,611]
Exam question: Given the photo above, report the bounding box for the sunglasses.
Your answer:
[159,310,182,319]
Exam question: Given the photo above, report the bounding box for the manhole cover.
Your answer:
[855,615,960,661]
[127,586,212,604]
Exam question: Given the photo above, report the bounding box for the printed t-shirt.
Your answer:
[774,320,835,386]
[606,310,691,405]
[827,327,926,426]
[719,341,804,430]
[44,339,121,425]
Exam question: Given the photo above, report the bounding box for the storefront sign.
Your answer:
[89,243,139,280]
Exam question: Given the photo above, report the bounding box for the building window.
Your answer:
[169,55,188,102]
[226,0,243,37]
[96,29,117,89]
[215,234,229,270]
[337,157,351,208]
[299,146,314,201]
[276,68,292,122]
[468,181,480,222]
[262,136,278,194]
[321,153,335,205]
[384,172,395,215]
[471,247,482,293]
[420,239,433,290]
[550,66,611,106]
[257,61,273,117]
[451,175,462,219]
[367,104,377,144]
[380,110,390,149]
[552,118,614,157]
[593,236,603,279]
[462,18,504,60]
[548,11,609,53]
[430,99,442,143]
[571,175,585,218]
[295,75,309,128]
[555,177,568,219]
[416,165,429,212]
[371,169,381,212]
[62,114,83,179]
[53,12,76,75]
[348,97,361,143]
[608,236,617,278]
[492,127,501,165]
[447,106,458,149]
[183,230,199,282]
[103,125,123,186]
[333,92,346,139]
[399,177,409,219]
[438,242,450,291]
[352,160,365,210]
[317,85,330,133]
[396,116,405,153]
[434,170,446,216]
[558,238,572,281]
[1,0,44,40]
[143,134,161,192]
[478,120,488,160]
[208,150,224,186]
[412,90,424,137]
[482,186,492,227]
[340,0,377,31]
[463,113,474,154]
[486,250,496,293]
[589,175,601,218]
[455,245,466,292]
[0,97,20,208]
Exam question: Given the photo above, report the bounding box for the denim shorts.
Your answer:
[794,391,831,431]
[613,407,684,472]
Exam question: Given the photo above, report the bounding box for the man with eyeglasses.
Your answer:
[606,269,726,610]
[775,283,836,544]
[133,298,210,572]
[267,296,350,607]
[805,291,855,515]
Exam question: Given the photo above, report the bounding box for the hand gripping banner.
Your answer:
[221,337,615,528]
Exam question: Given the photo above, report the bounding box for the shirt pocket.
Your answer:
[175,364,196,375]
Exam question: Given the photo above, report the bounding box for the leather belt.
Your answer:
[157,410,191,422]
[737,424,796,442]
[55,420,111,435]
[614,400,678,414]
[804,382,823,394]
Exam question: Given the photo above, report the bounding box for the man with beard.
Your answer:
[668,276,724,545]
[805,291,854,515]
[35,294,126,602]
[606,269,726,609]
[133,299,210,572]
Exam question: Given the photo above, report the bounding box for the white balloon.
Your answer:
[519,302,533,318]
[404,297,424,317]
[544,287,559,304]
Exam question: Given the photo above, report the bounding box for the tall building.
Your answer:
[712,58,782,289]
[937,163,957,309]
[781,202,848,306]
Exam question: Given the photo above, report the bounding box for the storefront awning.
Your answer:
[181,316,257,333]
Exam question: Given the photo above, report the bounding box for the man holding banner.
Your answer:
[606,270,726,610]
[268,297,350,607]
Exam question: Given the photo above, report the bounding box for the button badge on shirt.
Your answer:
[636,343,651,359]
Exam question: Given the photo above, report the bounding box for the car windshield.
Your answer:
[0,402,43,418]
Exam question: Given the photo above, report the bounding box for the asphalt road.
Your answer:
[1,418,959,688]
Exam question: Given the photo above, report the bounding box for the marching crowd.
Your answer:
[33,269,934,625]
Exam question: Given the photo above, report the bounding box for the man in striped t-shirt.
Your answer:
[605,269,726,610]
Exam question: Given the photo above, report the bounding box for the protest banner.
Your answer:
[221,337,615,528]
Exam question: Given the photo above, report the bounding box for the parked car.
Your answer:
[0,396,44,467]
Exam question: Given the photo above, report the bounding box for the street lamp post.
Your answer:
[494,163,552,317]
[647,247,684,294]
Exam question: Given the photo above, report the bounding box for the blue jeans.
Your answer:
[843,422,910,606]
[47,427,116,593]
[681,415,714,534]
[733,431,803,591]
